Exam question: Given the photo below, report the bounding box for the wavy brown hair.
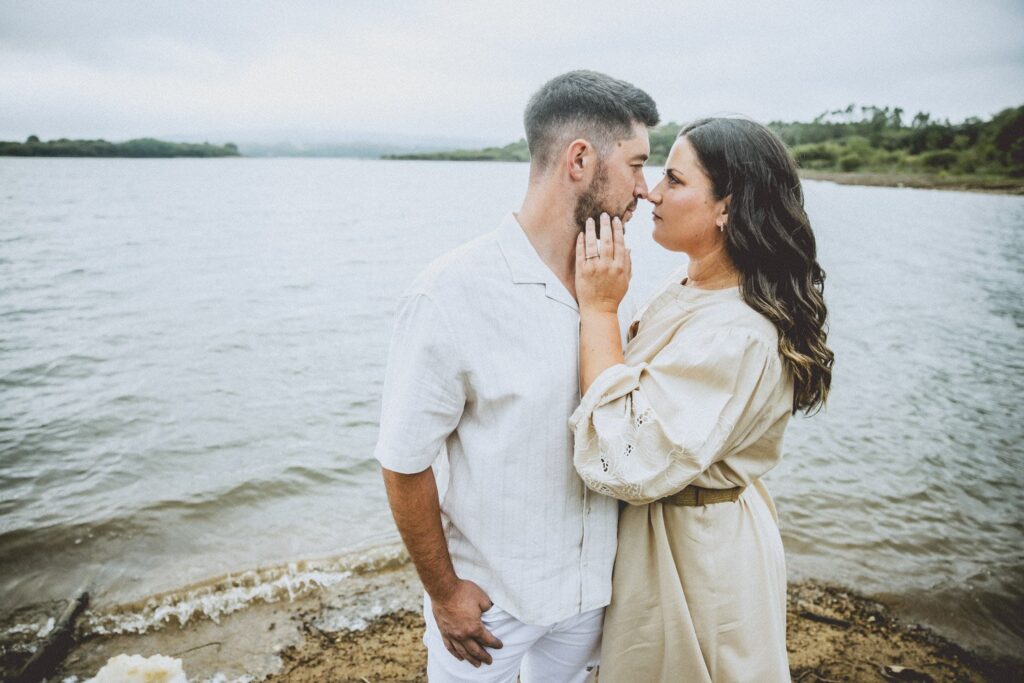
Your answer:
[680,118,833,413]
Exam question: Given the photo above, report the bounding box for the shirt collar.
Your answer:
[496,213,578,311]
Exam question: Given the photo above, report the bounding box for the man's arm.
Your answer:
[382,467,502,667]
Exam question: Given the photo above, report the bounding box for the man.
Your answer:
[374,70,659,681]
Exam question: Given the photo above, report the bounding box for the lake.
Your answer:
[0,157,1021,660]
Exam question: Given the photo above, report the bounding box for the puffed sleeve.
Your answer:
[570,328,787,504]
[373,292,466,474]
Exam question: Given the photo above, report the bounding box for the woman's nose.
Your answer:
[647,181,662,204]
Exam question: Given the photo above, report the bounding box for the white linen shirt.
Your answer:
[374,213,629,626]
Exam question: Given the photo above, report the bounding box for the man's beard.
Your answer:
[573,162,636,234]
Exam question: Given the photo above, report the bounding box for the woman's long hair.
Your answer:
[680,118,833,414]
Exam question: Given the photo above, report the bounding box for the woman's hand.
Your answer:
[575,213,631,314]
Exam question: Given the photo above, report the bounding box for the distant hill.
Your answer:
[238,141,448,158]
[0,136,240,158]
[385,139,530,162]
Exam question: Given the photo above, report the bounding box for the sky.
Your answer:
[1,0,1022,145]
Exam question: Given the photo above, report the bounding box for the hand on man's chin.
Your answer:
[582,210,631,236]
[613,209,633,232]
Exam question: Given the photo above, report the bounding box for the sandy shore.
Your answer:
[32,562,1020,683]
[261,581,1023,683]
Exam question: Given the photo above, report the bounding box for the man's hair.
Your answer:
[524,70,659,171]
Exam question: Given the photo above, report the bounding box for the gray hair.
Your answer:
[524,70,660,170]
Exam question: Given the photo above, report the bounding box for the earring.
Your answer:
[717,222,725,232]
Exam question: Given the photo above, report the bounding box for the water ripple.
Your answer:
[0,160,1021,658]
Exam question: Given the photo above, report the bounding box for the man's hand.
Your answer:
[431,579,503,667]
[381,467,503,666]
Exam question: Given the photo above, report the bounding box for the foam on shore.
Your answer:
[84,542,409,636]
[0,541,409,655]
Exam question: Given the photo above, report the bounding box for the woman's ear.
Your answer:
[716,195,731,230]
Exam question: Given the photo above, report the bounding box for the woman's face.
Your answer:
[648,136,729,255]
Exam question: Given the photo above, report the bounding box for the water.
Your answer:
[1,158,1021,660]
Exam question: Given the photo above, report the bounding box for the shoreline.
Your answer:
[383,158,1024,196]
[261,580,1024,683]
[3,154,1021,195]
[798,169,1024,195]
[29,563,1022,683]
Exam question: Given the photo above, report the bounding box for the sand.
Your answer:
[12,563,1021,683]
[263,581,1024,683]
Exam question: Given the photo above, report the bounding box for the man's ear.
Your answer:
[565,139,590,182]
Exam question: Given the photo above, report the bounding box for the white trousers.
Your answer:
[423,593,603,683]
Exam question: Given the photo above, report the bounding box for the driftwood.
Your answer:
[796,600,852,629]
[14,591,89,683]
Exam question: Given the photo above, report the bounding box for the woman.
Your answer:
[571,118,833,682]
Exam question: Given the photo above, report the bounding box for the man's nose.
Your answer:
[635,176,649,198]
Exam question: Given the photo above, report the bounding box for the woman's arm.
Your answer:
[576,213,630,394]
[570,327,788,504]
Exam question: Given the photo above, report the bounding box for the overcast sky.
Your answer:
[1,0,1021,145]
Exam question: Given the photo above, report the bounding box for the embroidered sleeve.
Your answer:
[569,328,784,504]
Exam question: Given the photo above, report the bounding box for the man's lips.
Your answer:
[653,212,662,220]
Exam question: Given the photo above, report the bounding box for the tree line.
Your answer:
[767,105,1023,177]
[0,136,240,157]
[388,104,1024,179]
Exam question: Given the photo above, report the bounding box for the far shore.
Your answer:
[380,155,1024,196]
[799,169,1024,195]
[4,150,1021,195]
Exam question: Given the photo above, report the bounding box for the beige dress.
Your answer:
[570,271,794,682]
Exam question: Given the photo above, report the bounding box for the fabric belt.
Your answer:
[660,484,745,506]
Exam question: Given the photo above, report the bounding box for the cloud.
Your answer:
[0,0,1021,142]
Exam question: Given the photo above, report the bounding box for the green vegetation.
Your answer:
[385,105,1024,192]
[386,139,529,162]
[771,104,1024,179]
[0,136,240,157]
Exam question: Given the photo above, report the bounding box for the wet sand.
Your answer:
[31,563,1022,683]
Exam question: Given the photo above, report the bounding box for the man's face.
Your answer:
[573,121,651,230]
